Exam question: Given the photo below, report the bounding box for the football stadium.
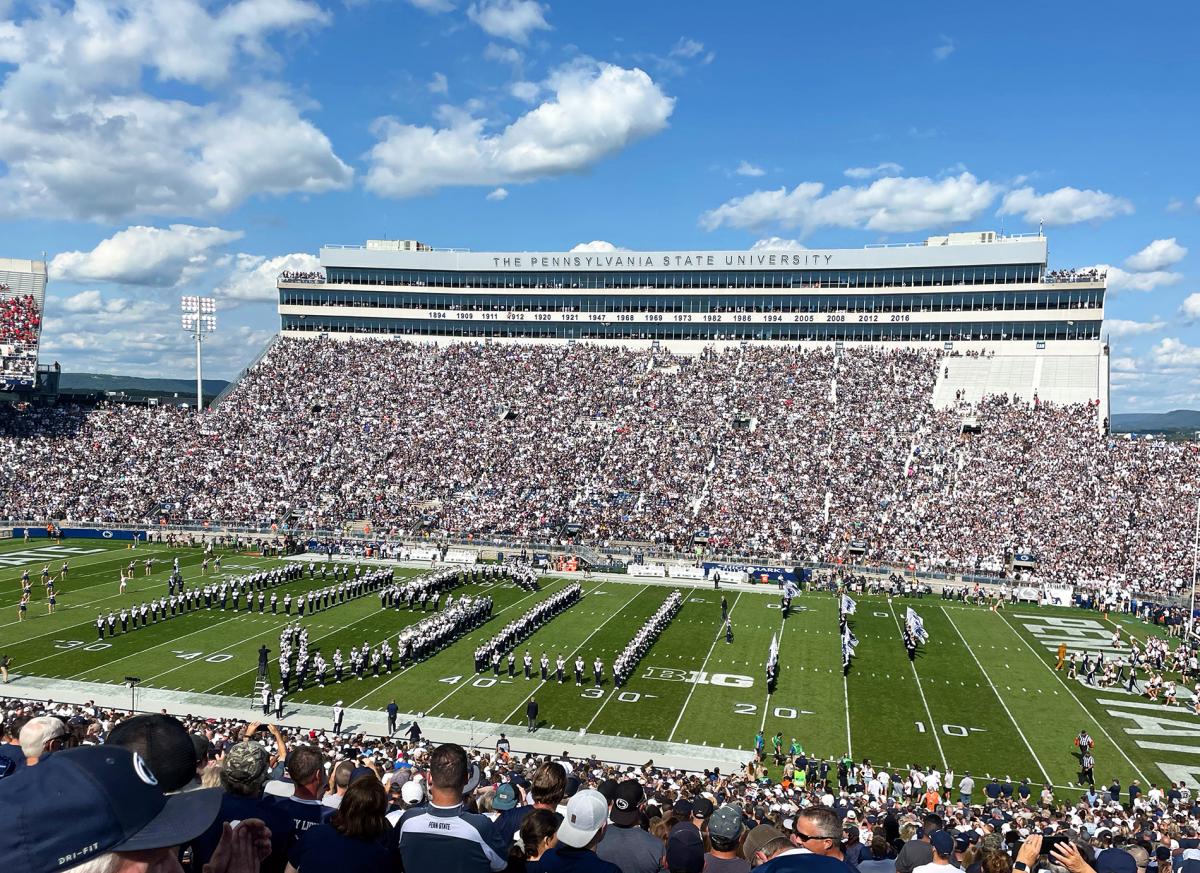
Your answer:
[2,228,1198,800]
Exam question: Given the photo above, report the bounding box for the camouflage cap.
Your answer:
[979,832,1005,853]
[223,741,269,786]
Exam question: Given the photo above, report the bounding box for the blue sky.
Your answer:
[0,0,1197,411]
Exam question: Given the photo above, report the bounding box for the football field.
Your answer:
[1,538,1198,793]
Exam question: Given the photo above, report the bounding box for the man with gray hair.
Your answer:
[186,740,297,873]
[19,715,66,766]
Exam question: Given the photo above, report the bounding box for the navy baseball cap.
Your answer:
[930,830,954,857]
[1097,849,1139,873]
[0,745,221,873]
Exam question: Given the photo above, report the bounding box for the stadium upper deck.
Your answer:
[277,230,1106,349]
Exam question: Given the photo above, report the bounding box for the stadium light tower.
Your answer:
[181,296,216,411]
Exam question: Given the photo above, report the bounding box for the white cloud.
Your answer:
[570,240,627,252]
[700,172,999,234]
[844,162,903,180]
[1124,238,1187,272]
[1093,265,1182,293]
[997,186,1134,226]
[1180,293,1200,323]
[735,161,765,177]
[933,35,955,61]
[407,0,455,11]
[58,290,131,314]
[51,225,244,287]
[1105,318,1166,337]
[669,38,705,59]
[484,42,523,66]
[214,252,321,302]
[366,61,674,198]
[1152,338,1200,369]
[467,0,549,44]
[1195,194,1200,208]
[41,294,274,378]
[1110,356,1139,373]
[509,80,540,102]
[751,237,806,251]
[0,2,351,220]
[486,187,509,201]
[429,72,449,94]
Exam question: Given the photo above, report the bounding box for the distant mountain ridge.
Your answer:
[1110,409,1200,433]
[59,372,229,399]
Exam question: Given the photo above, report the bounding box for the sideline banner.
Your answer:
[702,561,795,583]
[627,563,668,578]
[667,565,705,580]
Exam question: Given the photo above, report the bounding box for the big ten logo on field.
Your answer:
[641,666,754,687]
[1013,613,1123,654]
[0,544,108,567]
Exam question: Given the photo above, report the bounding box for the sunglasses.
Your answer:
[794,831,834,843]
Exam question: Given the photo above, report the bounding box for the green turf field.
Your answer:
[2,537,1199,792]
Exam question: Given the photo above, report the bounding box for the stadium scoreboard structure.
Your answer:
[278,230,1106,351]
[0,257,47,391]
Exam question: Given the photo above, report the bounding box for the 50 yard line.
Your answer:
[940,605,1050,785]
[887,600,947,770]
[666,591,741,742]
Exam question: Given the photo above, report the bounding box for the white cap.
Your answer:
[401,780,426,805]
[557,789,608,849]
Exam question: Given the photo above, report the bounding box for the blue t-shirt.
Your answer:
[0,743,26,777]
[289,823,395,873]
[269,795,334,834]
[494,804,534,842]
[528,846,621,873]
[189,793,296,873]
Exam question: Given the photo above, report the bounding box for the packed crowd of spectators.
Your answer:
[1045,269,1106,284]
[0,294,40,345]
[0,338,1195,595]
[2,694,1197,873]
[279,271,327,284]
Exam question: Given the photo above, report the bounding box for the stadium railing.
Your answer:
[208,334,280,409]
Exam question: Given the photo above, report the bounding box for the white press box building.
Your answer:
[277,231,1109,421]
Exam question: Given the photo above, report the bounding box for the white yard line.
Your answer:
[345,582,558,709]
[759,613,786,732]
[502,585,648,727]
[667,592,742,742]
[941,605,1051,785]
[421,579,599,715]
[887,600,947,770]
[842,672,853,757]
[996,609,1148,784]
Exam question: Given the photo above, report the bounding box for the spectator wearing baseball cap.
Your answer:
[531,789,619,873]
[910,831,955,873]
[667,820,706,873]
[1096,848,1139,873]
[106,714,198,794]
[707,804,751,873]
[0,745,230,873]
[598,780,661,873]
[187,740,297,873]
[744,830,790,868]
